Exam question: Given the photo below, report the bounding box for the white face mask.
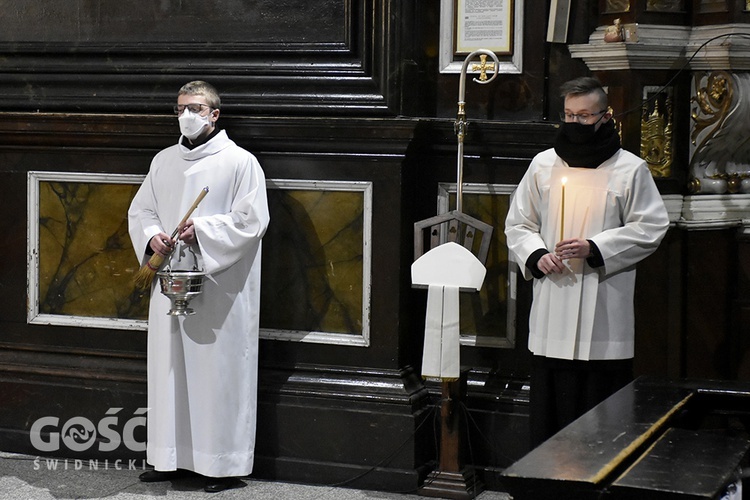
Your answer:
[178,110,211,141]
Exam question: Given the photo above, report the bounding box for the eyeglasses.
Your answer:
[173,103,212,115]
[559,110,607,123]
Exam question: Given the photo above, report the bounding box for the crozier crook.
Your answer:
[455,49,500,213]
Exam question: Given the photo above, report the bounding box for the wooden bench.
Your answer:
[499,376,750,499]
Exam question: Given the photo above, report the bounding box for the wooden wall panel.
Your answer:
[0,1,348,44]
[0,0,399,116]
[683,229,737,379]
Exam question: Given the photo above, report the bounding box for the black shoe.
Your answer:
[139,469,193,482]
[204,476,245,493]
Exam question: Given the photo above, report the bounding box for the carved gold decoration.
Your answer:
[688,71,750,194]
[640,96,673,178]
[689,71,733,192]
[691,71,732,150]
[613,109,623,142]
[605,106,622,142]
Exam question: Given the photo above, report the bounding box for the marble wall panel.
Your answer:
[30,173,149,330]
[260,181,371,346]
[28,173,371,346]
[438,183,516,348]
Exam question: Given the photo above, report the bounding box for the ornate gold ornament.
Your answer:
[640,97,673,178]
[690,71,733,150]
[688,71,750,194]
[471,54,495,82]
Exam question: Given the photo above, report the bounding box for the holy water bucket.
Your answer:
[157,270,205,316]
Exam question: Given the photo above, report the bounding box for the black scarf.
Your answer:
[553,119,621,168]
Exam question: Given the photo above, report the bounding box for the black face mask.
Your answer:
[560,114,606,144]
[553,118,621,168]
[560,121,598,144]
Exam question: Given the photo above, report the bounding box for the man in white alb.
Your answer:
[505,77,669,448]
[128,80,270,492]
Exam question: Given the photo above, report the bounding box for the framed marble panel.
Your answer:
[646,0,685,12]
[437,182,517,348]
[27,171,149,331]
[259,180,373,347]
[439,0,523,74]
[604,0,631,13]
[27,173,373,345]
[697,0,728,13]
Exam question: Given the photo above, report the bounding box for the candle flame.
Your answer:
[561,177,568,186]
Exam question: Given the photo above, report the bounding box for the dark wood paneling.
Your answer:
[0,1,348,44]
[634,228,684,379]
[684,229,737,379]
[732,232,750,381]
[0,0,401,117]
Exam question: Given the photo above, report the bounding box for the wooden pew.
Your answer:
[499,376,750,499]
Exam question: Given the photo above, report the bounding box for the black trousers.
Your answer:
[529,355,633,449]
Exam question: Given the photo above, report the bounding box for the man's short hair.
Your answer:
[560,77,607,109]
[178,81,221,109]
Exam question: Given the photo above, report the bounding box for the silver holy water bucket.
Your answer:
[157,270,205,316]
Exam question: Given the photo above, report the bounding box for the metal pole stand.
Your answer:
[419,374,482,500]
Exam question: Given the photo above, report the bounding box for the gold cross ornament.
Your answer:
[471,54,496,82]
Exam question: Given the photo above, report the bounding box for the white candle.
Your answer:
[560,177,567,241]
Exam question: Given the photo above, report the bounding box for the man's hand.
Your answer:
[149,232,175,257]
[178,219,196,245]
[555,238,591,260]
[537,252,566,275]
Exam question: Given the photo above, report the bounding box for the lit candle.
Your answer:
[560,177,567,241]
